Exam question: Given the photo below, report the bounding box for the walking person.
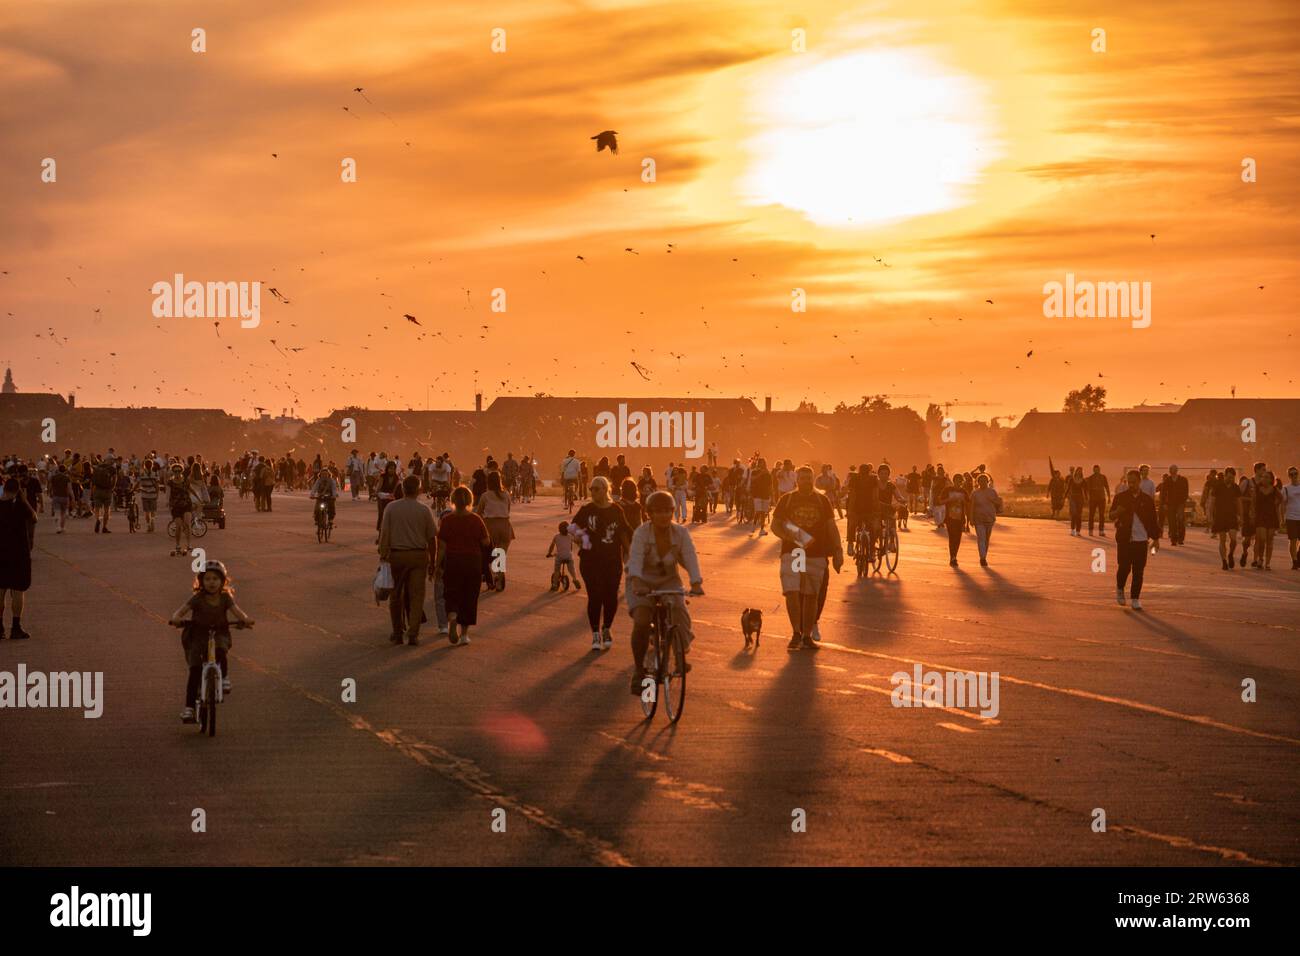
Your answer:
[571,476,633,651]
[1159,465,1189,546]
[1085,464,1110,536]
[1110,468,1161,610]
[435,486,491,646]
[166,463,193,557]
[941,479,970,567]
[1253,469,1280,570]
[474,472,514,590]
[0,477,36,640]
[1282,466,1300,570]
[1048,469,1066,520]
[772,466,842,649]
[1066,466,1086,536]
[1210,467,1242,569]
[970,473,1003,567]
[375,460,400,543]
[378,475,438,646]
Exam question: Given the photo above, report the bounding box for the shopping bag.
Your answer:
[374,561,394,604]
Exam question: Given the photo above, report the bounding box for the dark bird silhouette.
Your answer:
[985,299,993,304]
[592,130,618,154]
[630,361,651,381]
[403,314,420,326]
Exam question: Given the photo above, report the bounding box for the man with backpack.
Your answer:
[90,455,116,534]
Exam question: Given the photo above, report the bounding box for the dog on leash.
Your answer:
[741,608,763,649]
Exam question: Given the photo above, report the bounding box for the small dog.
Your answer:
[741,608,763,649]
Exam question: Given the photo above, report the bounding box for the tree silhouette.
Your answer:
[1062,384,1107,413]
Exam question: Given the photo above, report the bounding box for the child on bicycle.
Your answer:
[168,560,254,723]
[545,521,580,591]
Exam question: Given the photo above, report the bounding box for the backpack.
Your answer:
[92,465,114,490]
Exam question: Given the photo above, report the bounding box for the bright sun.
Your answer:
[740,49,996,227]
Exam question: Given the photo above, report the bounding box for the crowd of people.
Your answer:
[2,444,1297,716]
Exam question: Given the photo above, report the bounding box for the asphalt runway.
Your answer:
[2,491,1297,866]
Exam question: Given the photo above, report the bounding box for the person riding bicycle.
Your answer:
[427,455,452,504]
[168,560,254,723]
[545,520,580,591]
[625,491,704,695]
[560,449,581,505]
[309,468,339,525]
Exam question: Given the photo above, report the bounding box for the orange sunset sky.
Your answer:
[1,0,1297,421]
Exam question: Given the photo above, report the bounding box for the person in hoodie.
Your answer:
[970,474,1004,567]
[1109,468,1161,610]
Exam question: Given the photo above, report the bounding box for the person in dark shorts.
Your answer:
[1282,467,1300,570]
[1211,467,1242,570]
[0,477,36,640]
[1085,465,1110,536]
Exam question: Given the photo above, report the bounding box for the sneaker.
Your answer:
[459,631,471,646]
[800,634,819,650]
[437,626,449,635]
[810,622,821,642]
[221,677,232,694]
[1115,589,1126,606]
[787,633,802,650]
[591,631,602,651]
[1131,598,1143,611]
[601,628,612,650]
[181,707,197,724]
[9,626,29,640]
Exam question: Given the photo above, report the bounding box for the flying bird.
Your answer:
[592,130,618,154]
[630,361,651,381]
[403,314,420,325]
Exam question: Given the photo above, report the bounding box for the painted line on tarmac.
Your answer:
[820,643,1300,747]
[844,735,1284,866]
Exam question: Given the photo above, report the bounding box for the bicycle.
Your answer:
[167,514,208,539]
[171,617,251,738]
[126,497,140,533]
[854,523,873,577]
[314,497,334,542]
[563,479,577,514]
[638,588,698,724]
[431,482,450,514]
[874,512,899,574]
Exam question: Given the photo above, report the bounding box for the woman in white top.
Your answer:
[474,471,514,590]
[625,490,704,695]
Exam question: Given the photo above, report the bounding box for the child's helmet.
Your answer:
[200,560,228,584]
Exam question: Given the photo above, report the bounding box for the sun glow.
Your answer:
[740,49,998,227]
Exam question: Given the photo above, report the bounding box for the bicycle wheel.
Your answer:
[167,518,179,538]
[325,521,332,542]
[205,670,218,737]
[884,527,899,572]
[871,533,883,573]
[191,517,208,539]
[663,627,687,723]
[640,637,660,720]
